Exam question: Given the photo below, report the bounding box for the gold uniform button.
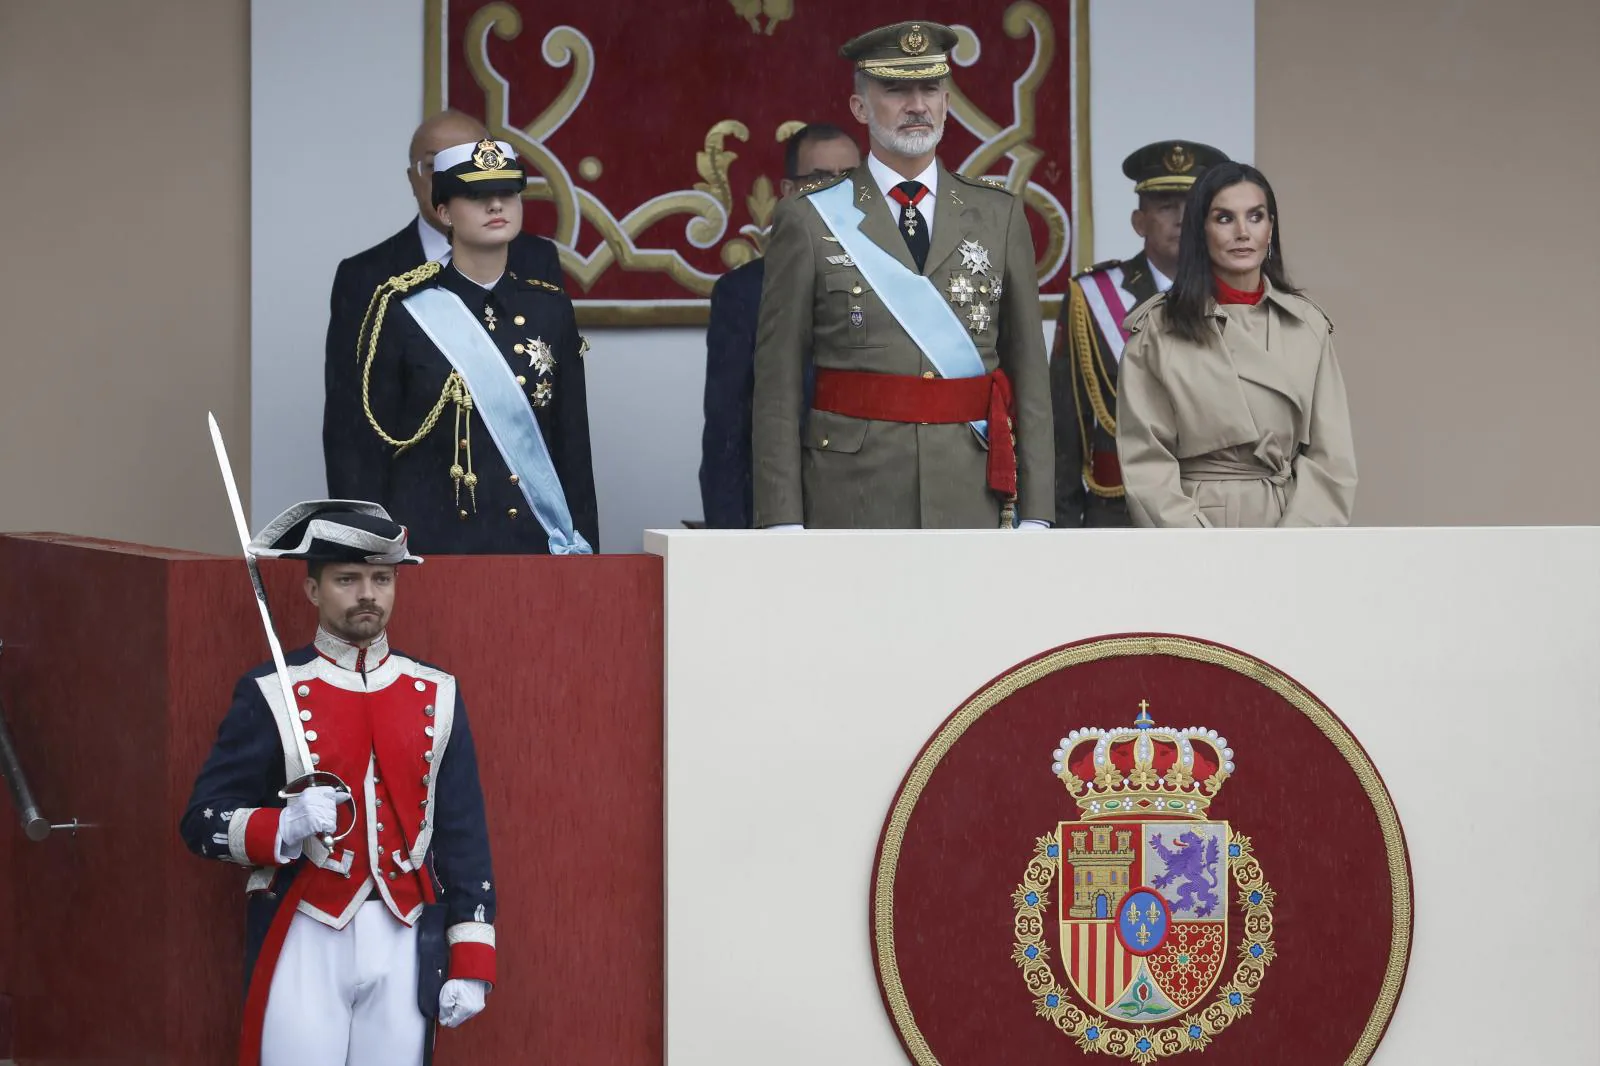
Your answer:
[514,343,525,355]
[508,507,519,519]
[459,438,469,448]
[514,315,526,326]
[516,375,526,385]
[509,474,520,485]
[851,285,863,295]
[922,371,936,380]
[821,438,830,448]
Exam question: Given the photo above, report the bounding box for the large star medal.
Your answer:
[958,239,992,276]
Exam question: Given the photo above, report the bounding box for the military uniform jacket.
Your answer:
[336,263,600,554]
[1116,285,1357,527]
[180,631,496,1062]
[1050,251,1159,527]
[324,226,562,499]
[751,163,1053,529]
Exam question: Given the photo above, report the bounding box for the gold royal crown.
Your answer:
[1051,702,1235,821]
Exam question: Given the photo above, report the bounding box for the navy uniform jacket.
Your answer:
[179,635,496,1015]
[325,223,562,499]
[698,259,815,529]
[333,262,599,554]
[1051,251,1159,527]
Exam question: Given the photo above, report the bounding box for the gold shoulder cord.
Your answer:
[358,261,483,516]
[1066,280,1125,499]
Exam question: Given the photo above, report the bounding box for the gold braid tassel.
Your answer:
[360,260,457,451]
[1067,279,1126,500]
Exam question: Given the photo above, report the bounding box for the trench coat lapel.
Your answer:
[1212,302,1310,422]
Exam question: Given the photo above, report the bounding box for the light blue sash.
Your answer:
[808,180,989,438]
[402,288,592,555]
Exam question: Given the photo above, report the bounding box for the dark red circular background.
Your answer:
[872,635,1412,1065]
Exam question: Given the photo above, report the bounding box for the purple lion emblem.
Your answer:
[1148,830,1221,918]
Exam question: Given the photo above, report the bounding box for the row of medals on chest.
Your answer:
[841,232,1001,336]
[480,305,555,408]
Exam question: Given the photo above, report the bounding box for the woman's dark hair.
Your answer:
[1165,162,1297,344]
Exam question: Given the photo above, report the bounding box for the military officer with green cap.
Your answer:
[1051,139,1228,527]
[751,20,1053,530]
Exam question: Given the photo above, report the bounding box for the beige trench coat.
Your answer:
[750,164,1052,529]
[1115,286,1356,527]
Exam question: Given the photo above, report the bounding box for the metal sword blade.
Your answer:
[206,413,316,777]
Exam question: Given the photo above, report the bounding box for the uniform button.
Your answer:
[516,375,526,385]
[299,710,312,722]
[851,285,863,295]
[304,730,318,742]
[922,371,935,380]
[459,509,469,521]
[387,871,397,881]
[508,508,519,519]
[424,705,435,717]
[310,753,321,765]
[513,343,525,355]
[374,798,383,807]
[423,751,434,763]
[419,819,429,831]
[459,438,470,448]
[414,680,426,692]
[508,474,519,485]
[296,685,310,697]
[425,725,436,737]
[376,822,385,832]
[420,799,429,808]
[421,774,431,786]
[514,315,526,326]
[820,438,829,448]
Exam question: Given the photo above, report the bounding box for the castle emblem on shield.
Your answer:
[1011,703,1277,1062]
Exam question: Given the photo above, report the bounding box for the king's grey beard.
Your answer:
[869,110,944,158]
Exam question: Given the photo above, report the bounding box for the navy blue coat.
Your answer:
[329,261,599,555]
[324,222,563,501]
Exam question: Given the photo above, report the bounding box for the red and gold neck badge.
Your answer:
[872,635,1412,1065]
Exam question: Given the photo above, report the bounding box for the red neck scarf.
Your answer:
[1214,275,1266,305]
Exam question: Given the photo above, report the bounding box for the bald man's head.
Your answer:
[408,110,490,230]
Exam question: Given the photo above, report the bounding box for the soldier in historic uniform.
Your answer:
[1052,140,1228,526]
[333,138,598,555]
[180,501,496,1066]
[751,20,1053,529]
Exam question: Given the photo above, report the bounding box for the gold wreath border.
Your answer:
[872,635,1412,1066]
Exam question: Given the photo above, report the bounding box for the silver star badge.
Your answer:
[482,881,492,892]
[204,808,215,819]
[958,239,992,276]
[947,274,975,307]
[967,302,992,334]
[525,337,555,375]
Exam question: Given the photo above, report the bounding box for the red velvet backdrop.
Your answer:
[430,0,1077,311]
[0,534,663,1065]
[873,639,1410,1065]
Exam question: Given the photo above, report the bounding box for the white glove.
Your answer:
[766,524,804,531]
[275,785,352,860]
[1018,519,1051,530]
[438,978,489,1027]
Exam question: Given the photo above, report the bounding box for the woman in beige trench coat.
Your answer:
[1116,162,1356,527]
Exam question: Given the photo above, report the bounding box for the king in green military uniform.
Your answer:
[751,20,1053,529]
[1052,140,1227,526]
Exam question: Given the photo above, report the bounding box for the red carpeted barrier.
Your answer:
[0,534,663,1065]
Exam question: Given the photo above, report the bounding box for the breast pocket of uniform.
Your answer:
[823,271,884,350]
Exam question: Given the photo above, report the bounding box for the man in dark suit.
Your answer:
[1052,140,1229,527]
[698,124,859,528]
[324,110,563,498]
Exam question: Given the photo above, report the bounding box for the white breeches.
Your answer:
[260,902,425,1066]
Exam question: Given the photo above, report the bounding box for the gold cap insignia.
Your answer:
[900,24,929,55]
[1163,144,1194,175]
[472,138,508,171]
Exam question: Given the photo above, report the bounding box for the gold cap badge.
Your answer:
[472,138,508,171]
[900,24,929,55]
[1163,144,1195,175]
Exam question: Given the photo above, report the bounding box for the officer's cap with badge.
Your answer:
[430,138,527,207]
[1122,140,1230,195]
[841,20,960,82]
[249,500,423,567]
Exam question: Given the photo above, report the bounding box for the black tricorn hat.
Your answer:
[431,138,527,206]
[249,500,422,566]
